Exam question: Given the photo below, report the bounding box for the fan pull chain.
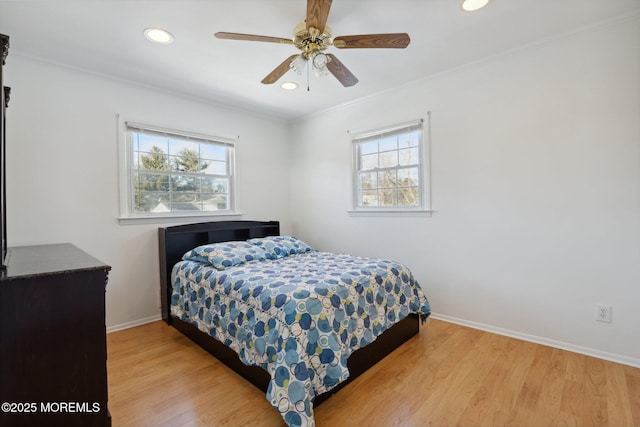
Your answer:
[307,58,310,91]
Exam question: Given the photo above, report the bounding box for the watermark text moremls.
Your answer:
[40,402,101,413]
[1,401,101,414]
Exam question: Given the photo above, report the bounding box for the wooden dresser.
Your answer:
[0,244,111,426]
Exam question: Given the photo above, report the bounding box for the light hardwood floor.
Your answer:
[107,319,640,426]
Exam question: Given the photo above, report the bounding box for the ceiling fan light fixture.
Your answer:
[312,52,329,68]
[314,67,329,78]
[281,82,298,90]
[461,0,490,12]
[312,52,330,77]
[290,54,307,75]
[144,28,174,44]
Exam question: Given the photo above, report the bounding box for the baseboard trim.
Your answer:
[430,313,640,369]
[107,314,162,334]
[106,312,639,368]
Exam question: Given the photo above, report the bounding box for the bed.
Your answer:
[159,220,430,426]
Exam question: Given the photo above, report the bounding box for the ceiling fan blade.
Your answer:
[261,54,300,84]
[215,32,292,45]
[333,33,410,49]
[306,0,332,34]
[326,54,358,87]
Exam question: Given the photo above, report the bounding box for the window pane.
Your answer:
[359,172,377,190]
[379,189,397,206]
[169,150,209,173]
[131,133,139,153]
[203,160,227,175]
[398,130,420,148]
[398,147,419,166]
[201,193,228,210]
[397,167,419,186]
[137,146,169,171]
[359,140,378,155]
[379,150,398,168]
[171,198,201,211]
[136,191,170,213]
[168,138,198,156]
[379,135,397,152]
[138,133,168,153]
[398,186,420,206]
[203,177,228,194]
[361,189,378,206]
[171,175,201,192]
[378,170,397,188]
[201,144,227,161]
[360,153,378,171]
[136,173,169,192]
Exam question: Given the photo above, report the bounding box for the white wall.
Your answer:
[289,18,640,365]
[5,56,291,329]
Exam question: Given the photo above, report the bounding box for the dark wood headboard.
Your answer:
[158,220,280,323]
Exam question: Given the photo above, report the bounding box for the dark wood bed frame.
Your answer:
[159,220,420,407]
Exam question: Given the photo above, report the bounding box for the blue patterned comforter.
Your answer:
[171,251,430,427]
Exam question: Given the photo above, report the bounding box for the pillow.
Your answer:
[182,241,267,270]
[248,235,314,260]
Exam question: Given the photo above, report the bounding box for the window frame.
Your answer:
[117,117,240,224]
[349,116,432,217]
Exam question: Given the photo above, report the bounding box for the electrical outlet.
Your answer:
[595,304,612,323]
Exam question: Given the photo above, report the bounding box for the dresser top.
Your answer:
[0,243,110,280]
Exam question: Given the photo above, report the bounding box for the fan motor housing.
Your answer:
[293,22,332,58]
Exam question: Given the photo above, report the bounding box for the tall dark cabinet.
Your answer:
[1,34,9,268]
[0,244,112,426]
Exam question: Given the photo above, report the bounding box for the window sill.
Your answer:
[118,212,243,225]
[347,209,432,218]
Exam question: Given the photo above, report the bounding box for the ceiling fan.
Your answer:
[214,0,410,87]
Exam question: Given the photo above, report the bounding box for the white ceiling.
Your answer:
[1,0,638,120]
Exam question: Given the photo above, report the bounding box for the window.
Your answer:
[351,118,430,214]
[121,122,235,219]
